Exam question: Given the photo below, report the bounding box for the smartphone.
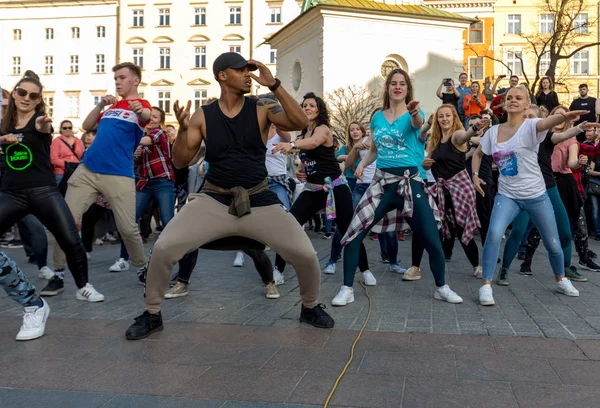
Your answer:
[443,78,452,86]
[498,74,507,79]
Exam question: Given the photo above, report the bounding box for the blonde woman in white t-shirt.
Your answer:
[471,86,588,306]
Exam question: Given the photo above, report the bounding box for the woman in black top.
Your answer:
[272,93,370,306]
[0,76,104,302]
[535,77,560,113]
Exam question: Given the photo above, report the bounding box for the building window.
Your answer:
[270,7,281,23]
[506,51,523,75]
[469,57,484,80]
[44,96,54,117]
[507,14,521,35]
[159,47,171,69]
[469,21,483,43]
[194,47,206,68]
[572,51,589,75]
[45,56,54,74]
[229,45,241,54]
[381,59,400,78]
[539,14,554,34]
[66,94,80,118]
[158,90,171,113]
[12,57,21,75]
[194,7,206,25]
[194,89,208,111]
[133,9,144,27]
[574,13,589,34]
[159,9,170,26]
[96,54,105,73]
[13,29,21,40]
[269,46,277,64]
[97,26,106,38]
[71,27,80,39]
[45,28,54,40]
[539,52,550,75]
[133,48,144,68]
[229,7,241,25]
[70,55,79,74]
[94,96,102,106]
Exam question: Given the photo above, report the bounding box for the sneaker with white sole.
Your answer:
[109,258,129,272]
[473,266,483,279]
[233,251,245,267]
[94,238,104,246]
[324,262,336,274]
[479,284,495,306]
[165,281,188,299]
[103,233,117,242]
[265,282,280,299]
[273,268,284,285]
[402,266,421,281]
[360,270,377,286]
[16,298,50,341]
[76,283,105,302]
[391,263,407,274]
[332,285,354,306]
[86,252,92,261]
[38,266,54,280]
[557,278,579,297]
[434,284,463,304]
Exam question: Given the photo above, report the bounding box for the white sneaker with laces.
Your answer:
[109,258,129,272]
[324,263,336,274]
[332,285,354,306]
[273,268,284,285]
[557,278,579,297]
[360,270,377,286]
[479,284,495,306]
[76,283,105,302]
[391,263,407,274]
[16,298,50,341]
[233,251,245,267]
[434,284,463,304]
[473,266,483,279]
[94,238,104,246]
[38,266,54,280]
[103,233,117,242]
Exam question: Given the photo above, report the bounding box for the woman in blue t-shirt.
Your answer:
[341,68,464,304]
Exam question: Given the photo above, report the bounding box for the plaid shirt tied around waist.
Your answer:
[341,169,441,246]
[426,169,480,245]
[304,175,348,220]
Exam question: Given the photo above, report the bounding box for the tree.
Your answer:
[325,85,380,146]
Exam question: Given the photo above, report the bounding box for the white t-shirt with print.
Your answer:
[358,137,376,184]
[480,118,548,200]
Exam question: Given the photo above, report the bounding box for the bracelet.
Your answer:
[269,78,281,92]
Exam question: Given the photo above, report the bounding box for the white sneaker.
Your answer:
[391,263,407,274]
[38,266,54,280]
[273,268,284,285]
[76,283,105,302]
[103,233,117,242]
[434,284,464,304]
[86,252,92,261]
[473,266,483,279]
[109,258,129,272]
[324,263,336,274]
[479,284,495,306]
[94,238,104,246]
[16,298,50,341]
[557,278,579,297]
[332,285,354,306]
[360,270,377,286]
[233,251,245,267]
[265,282,280,299]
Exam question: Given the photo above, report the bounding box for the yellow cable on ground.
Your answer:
[323,281,373,408]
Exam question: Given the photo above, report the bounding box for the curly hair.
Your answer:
[299,92,331,138]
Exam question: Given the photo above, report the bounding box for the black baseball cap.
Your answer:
[213,52,257,79]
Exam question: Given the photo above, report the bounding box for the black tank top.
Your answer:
[430,140,466,180]
[299,138,341,184]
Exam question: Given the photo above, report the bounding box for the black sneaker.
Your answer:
[125,311,163,340]
[322,233,332,240]
[579,257,600,272]
[381,252,389,264]
[520,262,532,276]
[40,276,64,296]
[588,250,598,259]
[300,304,334,328]
[445,255,452,262]
[594,236,600,241]
[517,252,526,261]
[27,255,36,264]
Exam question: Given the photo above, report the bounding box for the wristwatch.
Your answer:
[269,78,281,92]
[473,172,479,177]
[290,141,296,149]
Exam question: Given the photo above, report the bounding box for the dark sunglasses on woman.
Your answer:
[15,88,41,100]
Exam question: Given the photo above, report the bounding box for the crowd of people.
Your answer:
[1,55,600,342]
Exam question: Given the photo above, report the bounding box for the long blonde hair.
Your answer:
[427,104,464,155]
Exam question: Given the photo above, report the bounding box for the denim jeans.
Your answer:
[120,178,175,260]
[268,179,290,211]
[589,195,600,236]
[0,251,40,307]
[378,232,399,264]
[328,182,367,264]
[483,193,564,281]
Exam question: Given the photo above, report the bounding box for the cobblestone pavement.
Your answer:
[2,230,600,407]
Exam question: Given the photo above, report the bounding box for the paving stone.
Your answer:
[262,346,363,373]
[103,394,225,408]
[491,336,587,360]
[511,382,600,408]
[170,343,280,368]
[456,355,561,383]
[0,388,114,408]
[409,333,494,354]
[548,359,600,386]
[359,350,456,378]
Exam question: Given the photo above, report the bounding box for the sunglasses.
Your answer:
[15,88,41,100]
[62,127,73,130]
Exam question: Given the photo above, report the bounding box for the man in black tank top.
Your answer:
[126,53,334,339]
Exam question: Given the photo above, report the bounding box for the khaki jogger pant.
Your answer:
[54,164,147,268]
[145,193,321,314]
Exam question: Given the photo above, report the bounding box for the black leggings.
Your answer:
[81,203,110,253]
[275,185,369,273]
[0,186,88,288]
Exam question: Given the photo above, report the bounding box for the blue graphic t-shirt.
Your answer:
[336,145,356,179]
[370,110,426,170]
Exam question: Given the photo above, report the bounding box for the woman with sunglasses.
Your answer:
[0,76,104,303]
[50,120,84,184]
